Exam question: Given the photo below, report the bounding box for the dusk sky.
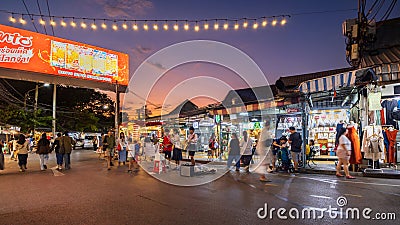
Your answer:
[1,0,398,116]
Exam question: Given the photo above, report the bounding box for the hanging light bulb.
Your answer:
[163,22,168,30]
[214,21,219,30]
[70,19,77,27]
[133,22,139,31]
[91,20,97,30]
[112,22,118,31]
[19,16,27,25]
[9,14,16,23]
[81,21,87,29]
[184,21,189,31]
[272,18,277,26]
[234,21,239,30]
[60,19,67,27]
[39,18,46,25]
[50,19,56,26]
[143,23,149,30]
[252,21,258,29]
[204,21,209,30]
[122,22,128,30]
[173,22,179,31]
[262,18,268,27]
[223,21,229,30]
[194,22,200,32]
[243,20,248,28]
[153,23,159,31]
[280,17,287,25]
[101,20,107,29]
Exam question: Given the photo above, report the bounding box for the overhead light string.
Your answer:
[0,9,291,32]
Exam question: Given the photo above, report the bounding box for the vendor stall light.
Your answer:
[272,18,277,26]
[262,18,268,27]
[143,23,149,30]
[39,18,46,25]
[153,23,158,31]
[252,21,258,29]
[60,20,67,27]
[280,18,287,25]
[70,20,77,27]
[9,14,16,23]
[50,19,56,26]
[194,23,200,32]
[223,21,229,30]
[122,22,128,30]
[80,21,87,29]
[234,21,239,30]
[184,22,189,31]
[173,22,179,31]
[203,21,209,30]
[19,17,27,25]
[243,20,248,28]
[91,22,97,30]
[101,21,107,29]
[112,23,118,31]
[133,23,138,30]
[213,21,219,30]
[163,22,168,30]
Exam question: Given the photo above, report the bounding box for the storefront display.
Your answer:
[308,109,349,156]
[276,115,302,138]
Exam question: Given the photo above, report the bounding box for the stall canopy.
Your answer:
[298,69,358,93]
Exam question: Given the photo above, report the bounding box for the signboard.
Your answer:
[0,24,129,86]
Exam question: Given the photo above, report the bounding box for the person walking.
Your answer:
[36,133,51,171]
[52,133,63,170]
[117,132,127,166]
[171,129,183,169]
[186,127,198,165]
[127,139,140,173]
[208,133,217,160]
[288,127,302,173]
[15,134,29,172]
[335,127,356,179]
[227,133,241,171]
[240,131,253,172]
[105,130,116,170]
[60,131,75,170]
[93,136,99,152]
[162,129,173,166]
[257,122,274,182]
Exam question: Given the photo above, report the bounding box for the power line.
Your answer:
[45,0,55,36]
[36,0,47,34]
[21,0,38,32]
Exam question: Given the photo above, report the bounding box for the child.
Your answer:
[278,136,291,172]
[127,140,140,173]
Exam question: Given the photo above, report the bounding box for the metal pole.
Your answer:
[115,82,120,136]
[52,84,56,139]
[33,84,38,137]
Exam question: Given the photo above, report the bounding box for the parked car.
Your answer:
[83,133,101,150]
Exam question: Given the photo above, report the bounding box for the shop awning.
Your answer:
[298,69,358,93]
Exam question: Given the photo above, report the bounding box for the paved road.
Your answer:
[0,151,399,225]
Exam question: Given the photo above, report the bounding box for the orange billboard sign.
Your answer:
[0,24,129,86]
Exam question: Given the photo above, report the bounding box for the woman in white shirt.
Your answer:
[117,132,128,166]
[335,127,355,179]
[240,131,253,172]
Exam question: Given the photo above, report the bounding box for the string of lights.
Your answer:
[1,9,289,32]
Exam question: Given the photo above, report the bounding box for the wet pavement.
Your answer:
[0,150,399,225]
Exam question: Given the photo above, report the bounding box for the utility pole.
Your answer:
[52,84,56,139]
[33,83,38,137]
[115,81,120,136]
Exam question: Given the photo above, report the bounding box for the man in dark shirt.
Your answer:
[288,127,302,172]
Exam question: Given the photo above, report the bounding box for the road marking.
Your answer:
[299,176,400,187]
[309,195,332,199]
[344,194,362,198]
[51,166,65,176]
[264,183,278,187]
[248,184,256,188]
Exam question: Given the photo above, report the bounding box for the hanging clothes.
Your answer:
[365,136,383,160]
[382,130,390,161]
[385,129,398,164]
[362,125,386,160]
[346,126,362,164]
[368,92,382,111]
[380,108,386,125]
[350,107,359,124]
[381,99,399,129]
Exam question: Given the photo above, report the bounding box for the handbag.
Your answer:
[117,143,122,151]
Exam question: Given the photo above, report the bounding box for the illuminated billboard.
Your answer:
[0,24,129,86]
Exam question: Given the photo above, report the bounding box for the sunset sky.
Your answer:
[1,0,398,117]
